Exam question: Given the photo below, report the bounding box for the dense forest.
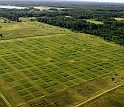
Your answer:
[0,2,124,45]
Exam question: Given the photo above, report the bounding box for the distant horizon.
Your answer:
[0,0,124,3]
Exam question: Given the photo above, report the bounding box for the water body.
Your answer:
[0,5,27,9]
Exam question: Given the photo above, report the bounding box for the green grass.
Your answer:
[29,71,124,107]
[0,18,5,23]
[34,6,67,11]
[0,18,124,107]
[0,96,9,107]
[34,6,51,11]
[0,18,72,40]
[87,19,103,24]
[114,18,124,21]
[79,84,124,107]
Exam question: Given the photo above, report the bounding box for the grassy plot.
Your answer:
[34,6,67,11]
[0,96,9,107]
[79,84,124,107]
[114,18,124,21]
[34,6,51,11]
[29,70,124,107]
[0,18,72,40]
[86,19,103,24]
[0,18,6,23]
[0,31,124,107]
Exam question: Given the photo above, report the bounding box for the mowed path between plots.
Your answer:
[74,82,124,107]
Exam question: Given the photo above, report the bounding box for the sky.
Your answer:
[1,0,124,3]
[77,0,124,3]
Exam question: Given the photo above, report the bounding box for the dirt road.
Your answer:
[0,93,12,107]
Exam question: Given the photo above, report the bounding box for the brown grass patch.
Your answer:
[46,58,52,61]
[69,60,75,63]
[102,58,108,61]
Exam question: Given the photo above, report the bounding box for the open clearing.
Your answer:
[86,19,103,24]
[34,6,50,11]
[0,18,72,40]
[0,19,124,107]
[114,18,124,21]
[34,6,67,11]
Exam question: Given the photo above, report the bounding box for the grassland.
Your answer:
[0,96,9,107]
[34,6,50,11]
[0,18,124,107]
[86,19,103,24]
[0,18,72,40]
[79,84,124,107]
[34,6,66,11]
[114,18,124,21]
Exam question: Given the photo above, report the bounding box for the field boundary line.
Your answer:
[0,92,12,107]
[74,82,124,107]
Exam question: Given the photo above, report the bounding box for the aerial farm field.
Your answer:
[0,18,72,40]
[0,18,124,107]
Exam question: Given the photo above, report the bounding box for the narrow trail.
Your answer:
[74,82,124,107]
[0,92,12,107]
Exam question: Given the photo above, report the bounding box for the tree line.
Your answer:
[35,4,124,45]
[0,3,124,45]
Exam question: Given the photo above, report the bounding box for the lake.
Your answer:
[0,5,27,9]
